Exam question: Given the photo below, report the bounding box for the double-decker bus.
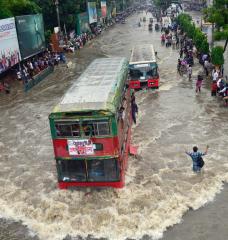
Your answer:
[128,45,159,89]
[49,58,132,189]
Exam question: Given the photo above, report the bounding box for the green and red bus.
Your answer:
[49,58,132,189]
[129,44,159,89]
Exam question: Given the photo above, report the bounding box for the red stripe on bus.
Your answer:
[52,137,119,158]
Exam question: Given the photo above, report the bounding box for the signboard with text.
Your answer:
[101,1,107,17]
[16,14,45,59]
[0,17,21,74]
[87,2,97,24]
[68,139,94,156]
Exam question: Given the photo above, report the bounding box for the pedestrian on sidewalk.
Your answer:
[211,81,217,96]
[185,145,209,173]
[187,64,192,81]
[196,74,203,93]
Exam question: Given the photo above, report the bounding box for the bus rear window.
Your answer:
[57,160,86,182]
[87,159,119,182]
[82,121,110,136]
[57,159,119,182]
[55,122,80,137]
[54,120,110,137]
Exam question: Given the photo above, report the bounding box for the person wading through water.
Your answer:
[185,145,209,173]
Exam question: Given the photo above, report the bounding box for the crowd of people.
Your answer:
[62,32,96,53]
[168,21,228,105]
[0,50,66,94]
[17,51,66,85]
[158,9,227,107]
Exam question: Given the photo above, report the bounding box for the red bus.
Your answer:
[49,58,132,189]
[129,45,159,89]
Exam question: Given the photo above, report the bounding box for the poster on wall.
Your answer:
[101,1,107,17]
[0,17,21,74]
[16,14,45,59]
[87,2,97,24]
[68,139,94,156]
[112,7,116,17]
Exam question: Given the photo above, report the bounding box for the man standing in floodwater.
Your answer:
[185,145,209,172]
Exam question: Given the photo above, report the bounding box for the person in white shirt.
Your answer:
[213,70,219,82]
[187,65,192,81]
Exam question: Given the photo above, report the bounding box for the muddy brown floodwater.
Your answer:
[0,12,228,240]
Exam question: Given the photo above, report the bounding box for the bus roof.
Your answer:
[52,58,128,114]
[129,45,156,64]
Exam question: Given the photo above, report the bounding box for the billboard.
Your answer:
[76,12,90,35]
[112,7,116,17]
[0,17,21,74]
[16,14,45,59]
[101,1,107,17]
[87,2,97,24]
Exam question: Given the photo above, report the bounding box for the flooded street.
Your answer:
[0,12,228,240]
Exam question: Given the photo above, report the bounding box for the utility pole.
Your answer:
[54,0,61,32]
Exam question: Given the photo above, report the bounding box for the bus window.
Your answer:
[95,122,110,135]
[55,122,80,137]
[82,121,110,136]
[87,159,119,182]
[57,160,86,182]
[82,121,95,136]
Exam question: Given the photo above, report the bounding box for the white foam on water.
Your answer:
[0,159,227,240]
[159,84,174,91]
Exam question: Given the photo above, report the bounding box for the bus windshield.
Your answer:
[57,158,120,182]
[129,65,158,80]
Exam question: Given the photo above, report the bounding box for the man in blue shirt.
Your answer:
[185,145,209,172]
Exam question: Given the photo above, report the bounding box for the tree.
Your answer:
[0,1,12,19]
[211,46,224,66]
[0,0,40,19]
[203,0,228,51]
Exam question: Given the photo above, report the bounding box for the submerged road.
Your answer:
[0,11,228,240]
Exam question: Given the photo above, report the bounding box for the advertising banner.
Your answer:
[68,139,94,156]
[87,2,97,24]
[76,12,90,35]
[112,7,117,17]
[0,17,21,74]
[101,1,107,17]
[16,14,45,59]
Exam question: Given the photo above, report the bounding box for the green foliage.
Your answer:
[203,0,228,50]
[211,46,224,65]
[0,0,41,19]
[200,39,209,54]
[45,29,52,43]
[0,1,12,18]
[177,13,209,54]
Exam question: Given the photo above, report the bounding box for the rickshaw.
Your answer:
[148,23,153,31]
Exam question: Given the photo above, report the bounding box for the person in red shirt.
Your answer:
[211,80,217,96]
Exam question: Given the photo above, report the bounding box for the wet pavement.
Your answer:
[0,11,228,240]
